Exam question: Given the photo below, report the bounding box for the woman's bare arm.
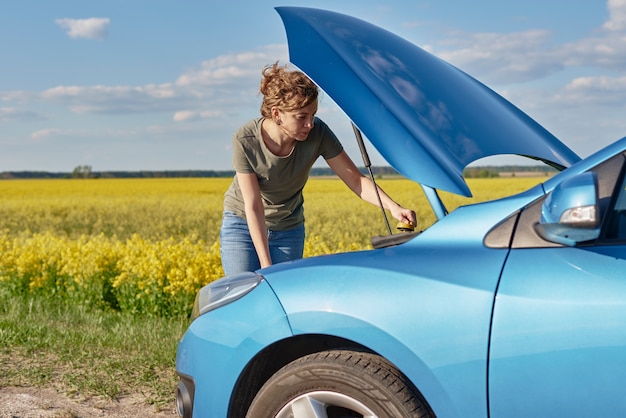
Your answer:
[237,172,272,268]
[326,151,416,226]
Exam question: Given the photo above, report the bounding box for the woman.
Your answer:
[220,62,416,276]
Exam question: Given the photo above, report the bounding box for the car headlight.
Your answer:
[192,272,264,319]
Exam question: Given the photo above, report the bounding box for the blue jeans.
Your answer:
[219,211,305,276]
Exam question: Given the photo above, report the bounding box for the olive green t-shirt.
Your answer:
[223,117,344,230]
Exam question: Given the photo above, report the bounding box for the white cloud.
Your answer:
[603,0,626,31]
[38,83,189,114]
[559,30,626,72]
[31,128,62,140]
[0,107,41,122]
[173,110,197,122]
[435,30,562,84]
[173,110,224,122]
[424,0,626,87]
[554,75,626,106]
[55,18,111,40]
[18,47,285,117]
[175,45,287,87]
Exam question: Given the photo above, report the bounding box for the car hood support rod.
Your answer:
[352,122,392,235]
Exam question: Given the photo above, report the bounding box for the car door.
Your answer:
[489,153,626,417]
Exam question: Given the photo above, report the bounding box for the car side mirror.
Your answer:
[534,172,600,246]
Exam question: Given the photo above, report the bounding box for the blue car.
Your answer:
[176,7,626,418]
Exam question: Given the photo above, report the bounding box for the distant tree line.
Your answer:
[0,165,557,180]
[97,170,239,179]
[0,169,238,180]
[463,165,558,178]
[1,166,396,179]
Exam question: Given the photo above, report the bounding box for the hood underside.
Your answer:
[276,7,581,196]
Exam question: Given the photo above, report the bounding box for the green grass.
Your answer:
[0,287,190,411]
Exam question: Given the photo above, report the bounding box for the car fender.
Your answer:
[176,279,292,418]
[266,245,507,418]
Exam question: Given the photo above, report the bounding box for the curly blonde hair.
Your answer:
[259,62,318,117]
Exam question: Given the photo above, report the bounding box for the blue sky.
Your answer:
[1,0,625,172]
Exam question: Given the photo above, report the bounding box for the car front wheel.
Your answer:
[246,349,434,418]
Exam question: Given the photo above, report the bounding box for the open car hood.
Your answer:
[276,7,580,196]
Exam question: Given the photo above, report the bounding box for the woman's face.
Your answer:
[275,101,318,141]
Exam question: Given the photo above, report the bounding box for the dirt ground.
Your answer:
[0,386,177,418]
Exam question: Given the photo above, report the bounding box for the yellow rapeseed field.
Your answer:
[0,176,546,316]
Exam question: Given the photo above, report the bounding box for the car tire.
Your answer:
[245,349,434,418]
